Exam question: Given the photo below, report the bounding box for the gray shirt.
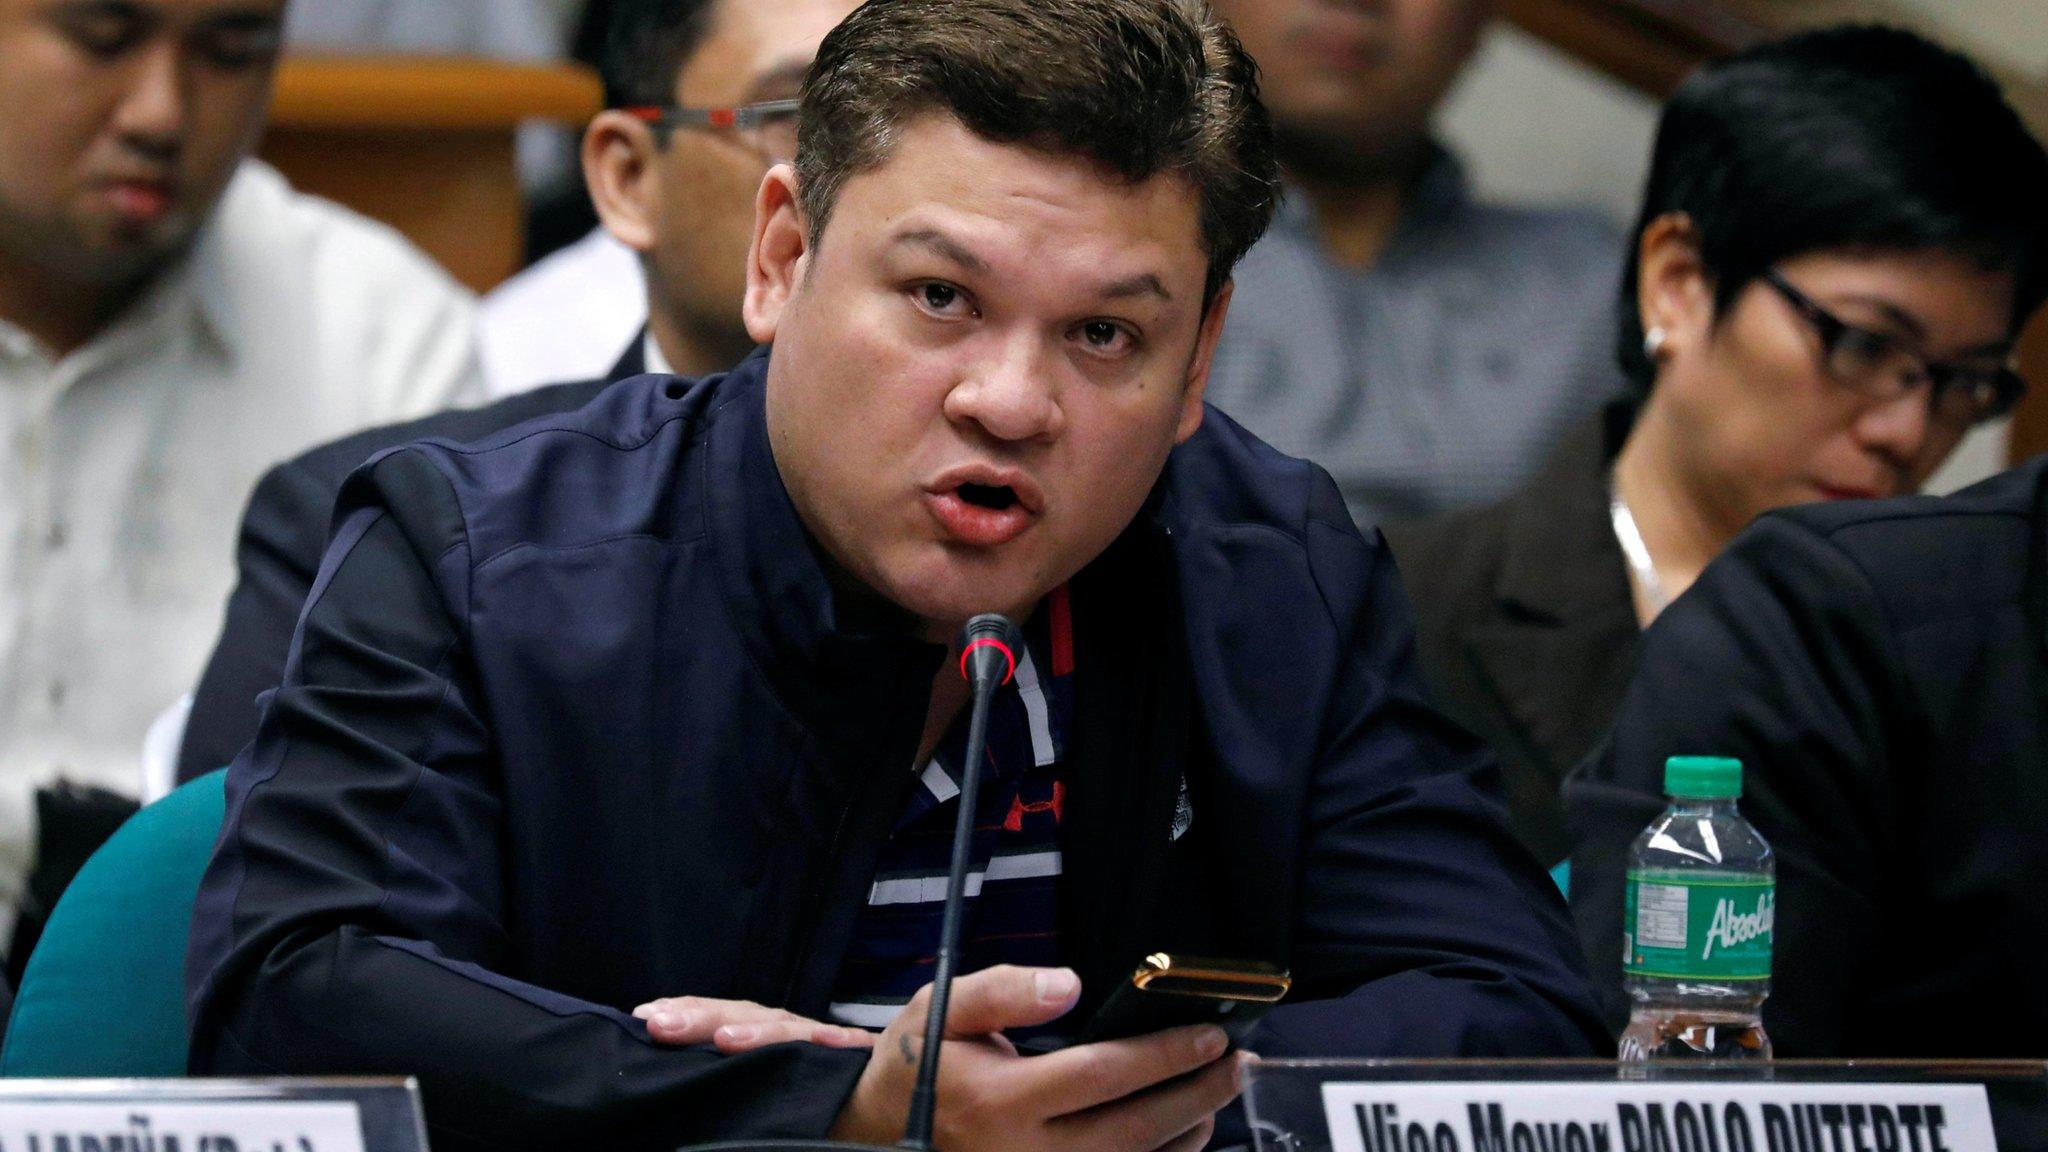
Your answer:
[1206,149,1627,529]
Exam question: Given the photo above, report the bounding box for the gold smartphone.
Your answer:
[1077,953,1291,1045]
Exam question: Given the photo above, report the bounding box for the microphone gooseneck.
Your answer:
[671,614,1020,1152]
[900,613,1019,1151]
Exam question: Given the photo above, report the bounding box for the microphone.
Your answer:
[677,613,1021,1152]
[902,613,1018,1150]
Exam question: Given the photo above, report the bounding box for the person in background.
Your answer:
[1567,451,2048,1064]
[1387,25,2048,868]
[1202,0,1625,527]
[0,0,480,971]
[176,0,860,780]
[477,0,852,395]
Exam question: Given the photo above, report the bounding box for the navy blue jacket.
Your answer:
[177,341,642,780]
[187,350,1604,1150]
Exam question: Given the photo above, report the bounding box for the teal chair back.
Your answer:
[1,770,227,1076]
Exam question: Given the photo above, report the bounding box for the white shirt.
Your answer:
[0,160,482,909]
[477,227,647,398]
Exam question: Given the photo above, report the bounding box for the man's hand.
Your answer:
[829,965,1244,1152]
[633,995,877,1053]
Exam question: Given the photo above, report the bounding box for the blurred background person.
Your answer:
[1567,448,2048,1057]
[0,0,481,975]
[1204,0,1626,528]
[176,0,860,780]
[477,0,852,396]
[1388,24,2048,867]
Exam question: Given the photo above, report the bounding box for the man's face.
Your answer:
[746,115,1229,638]
[0,0,283,286]
[647,0,858,346]
[1212,0,1489,173]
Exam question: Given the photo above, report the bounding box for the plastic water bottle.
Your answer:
[1618,756,1774,1060]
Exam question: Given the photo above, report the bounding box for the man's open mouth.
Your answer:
[956,482,1020,511]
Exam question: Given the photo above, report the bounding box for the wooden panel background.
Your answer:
[257,57,602,294]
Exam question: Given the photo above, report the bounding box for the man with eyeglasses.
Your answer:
[176,0,858,779]
[477,0,852,396]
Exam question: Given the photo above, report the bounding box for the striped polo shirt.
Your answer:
[827,587,1075,1031]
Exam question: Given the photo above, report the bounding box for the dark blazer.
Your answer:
[186,349,1606,1151]
[1567,457,2048,1058]
[175,341,644,780]
[1385,405,1640,865]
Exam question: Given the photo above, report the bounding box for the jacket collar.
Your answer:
[1461,402,1644,809]
[703,348,947,739]
[1491,400,1639,624]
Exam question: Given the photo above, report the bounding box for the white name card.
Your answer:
[1321,1081,1999,1152]
[0,1100,365,1152]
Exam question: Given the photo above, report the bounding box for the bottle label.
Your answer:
[1624,869,1773,981]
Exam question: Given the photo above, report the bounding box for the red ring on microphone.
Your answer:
[959,638,1017,685]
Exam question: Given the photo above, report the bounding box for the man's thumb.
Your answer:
[918,965,1081,1037]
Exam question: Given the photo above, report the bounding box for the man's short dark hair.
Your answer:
[1617,24,2048,396]
[795,0,1279,305]
[602,0,720,109]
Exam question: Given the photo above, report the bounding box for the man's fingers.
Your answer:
[1151,1114,1216,1152]
[634,996,873,1049]
[904,965,1080,1038]
[634,996,787,1023]
[711,1020,878,1053]
[1022,1024,1230,1115]
[1055,1048,1243,1151]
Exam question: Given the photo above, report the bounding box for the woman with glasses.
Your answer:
[1385,24,2048,869]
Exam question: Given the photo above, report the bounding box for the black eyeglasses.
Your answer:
[1761,268,2026,429]
[621,98,800,164]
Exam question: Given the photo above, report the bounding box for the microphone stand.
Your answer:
[679,614,1021,1152]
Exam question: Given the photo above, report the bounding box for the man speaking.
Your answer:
[185,1,1604,1148]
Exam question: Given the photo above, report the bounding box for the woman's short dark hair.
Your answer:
[1617,25,2048,396]
[795,0,1279,305]
[602,0,720,109]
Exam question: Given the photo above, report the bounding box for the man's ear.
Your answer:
[1174,279,1234,444]
[584,111,663,253]
[1636,211,1713,361]
[744,164,809,346]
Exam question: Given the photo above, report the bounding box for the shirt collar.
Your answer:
[1270,142,1471,267]
[643,331,674,376]
[22,236,241,386]
[181,208,246,361]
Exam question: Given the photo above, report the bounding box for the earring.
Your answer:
[1643,326,1668,359]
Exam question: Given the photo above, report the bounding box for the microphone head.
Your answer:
[957,613,1021,689]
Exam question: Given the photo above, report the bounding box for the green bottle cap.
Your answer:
[1664,755,1743,799]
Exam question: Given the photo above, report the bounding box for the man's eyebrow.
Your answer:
[1101,273,1171,303]
[894,229,991,275]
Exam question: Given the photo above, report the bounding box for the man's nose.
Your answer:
[113,43,189,157]
[944,336,1065,443]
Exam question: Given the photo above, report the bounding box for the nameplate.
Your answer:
[1321,1081,1998,1152]
[0,1100,365,1152]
